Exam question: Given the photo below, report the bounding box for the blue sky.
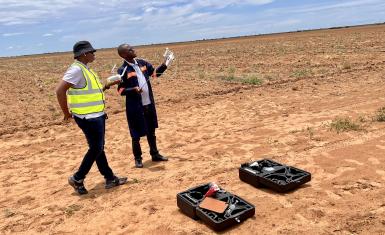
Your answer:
[1,0,385,57]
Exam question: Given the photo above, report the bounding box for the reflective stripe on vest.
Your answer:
[67,62,105,115]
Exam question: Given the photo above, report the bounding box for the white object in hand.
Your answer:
[105,74,122,87]
[107,74,122,82]
[105,65,127,86]
[163,47,175,67]
[163,48,171,57]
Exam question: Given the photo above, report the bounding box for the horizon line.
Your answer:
[1,21,384,59]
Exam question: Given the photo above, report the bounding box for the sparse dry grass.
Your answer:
[330,117,362,133]
[374,107,385,122]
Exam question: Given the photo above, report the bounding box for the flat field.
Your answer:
[0,24,385,234]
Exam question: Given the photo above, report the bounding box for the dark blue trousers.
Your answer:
[131,105,158,159]
[74,114,114,181]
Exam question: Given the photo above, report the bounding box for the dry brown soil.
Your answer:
[0,24,385,234]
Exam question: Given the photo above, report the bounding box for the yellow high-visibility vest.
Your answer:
[67,62,105,115]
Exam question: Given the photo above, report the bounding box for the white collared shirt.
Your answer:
[126,59,151,106]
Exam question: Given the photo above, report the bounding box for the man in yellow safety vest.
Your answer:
[56,41,127,195]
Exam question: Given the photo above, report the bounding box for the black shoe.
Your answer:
[151,153,168,161]
[135,158,143,168]
[105,176,128,189]
[68,176,88,195]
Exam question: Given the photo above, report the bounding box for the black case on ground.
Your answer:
[177,183,255,231]
[239,159,311,192]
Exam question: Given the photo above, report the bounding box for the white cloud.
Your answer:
[0,0,79,9]
[268,0,384,14]
[0,0,79,25]
[6,45,23,50]
[144,7,156,13]
[141,0,274,9]
[0,0,275,26]
[2,32,24,37]
[191,0,273,9]
[118,14,142,22]
[2,0,385,57]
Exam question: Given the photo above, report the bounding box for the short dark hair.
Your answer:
[117,43,130,57]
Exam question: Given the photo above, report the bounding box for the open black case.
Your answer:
[239,159,311,192]
[177,183,255,231]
